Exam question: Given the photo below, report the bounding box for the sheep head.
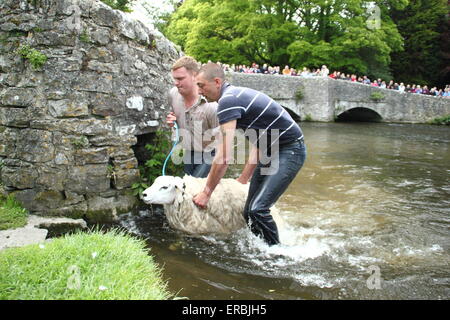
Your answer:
[142,176,185,205]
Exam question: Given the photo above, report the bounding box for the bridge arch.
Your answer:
[336,107,382,122]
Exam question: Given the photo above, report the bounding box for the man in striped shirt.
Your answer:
[193,63,306,246]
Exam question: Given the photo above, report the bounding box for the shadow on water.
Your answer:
[118,122,449,300]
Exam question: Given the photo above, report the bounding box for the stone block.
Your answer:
[36,166,67,191]
[14,189,65,212]
[33,31,76,46]
[107,145,135,160]
[1,165,37,189]
[90,93,123,117]
[111,158,139,190]
[41,202,88,219]
[0,128,15,155]
[89,133,137,147]
[0,107,29,127]
[74,147,109,164]
[0,227,48,251]
[48,99,89,118]
[86,60,120,73]
[85,193,137,223]
[90,27,111,46]
[87,47,114,63]
[72,72,113,93]
[66,164,110,194]
[15,129,54,163]
[0,88,35,107]
[89,0,120,27]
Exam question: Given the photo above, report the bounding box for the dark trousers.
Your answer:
[183,150,215,178]
[243,140,306,245]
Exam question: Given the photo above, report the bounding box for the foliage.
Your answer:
[0,194,28,231]
[0,229,171,299]
[141,0,179,34]
[71,136,89,149]
[295,88,304,102]
[79,29,90,43]
[100,0,135,12]
[17,44,47,70]
[429,115,450,125]
[132,130,183,197]
[389,0,449,87]
[369,91,385,102]
[164,0,406,80]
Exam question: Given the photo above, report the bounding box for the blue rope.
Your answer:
[162,122,179,176]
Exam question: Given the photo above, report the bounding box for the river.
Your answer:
[120,122,450,299]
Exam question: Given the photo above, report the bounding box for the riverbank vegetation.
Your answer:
[0,193,28,231]
[429,115,450,125]
[0,229,171,300]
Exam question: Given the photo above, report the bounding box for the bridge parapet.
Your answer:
[226,72,450,123]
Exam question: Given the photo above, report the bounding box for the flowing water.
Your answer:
[120,122,450,299]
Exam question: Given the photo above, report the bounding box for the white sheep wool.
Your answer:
[143,175,284,236]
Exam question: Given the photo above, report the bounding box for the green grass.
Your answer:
[0,194,28,230]
[0,229,172,300]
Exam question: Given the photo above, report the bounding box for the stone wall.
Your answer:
[0,0,180,221]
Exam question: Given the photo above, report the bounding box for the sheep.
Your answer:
[142,175,284,236]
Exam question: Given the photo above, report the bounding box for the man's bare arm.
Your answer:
[203,120,237,195]
[193,120,236,208]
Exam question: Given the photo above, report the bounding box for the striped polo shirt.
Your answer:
[217,83,303,148]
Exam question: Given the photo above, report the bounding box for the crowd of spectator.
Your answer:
[217,62,450,98]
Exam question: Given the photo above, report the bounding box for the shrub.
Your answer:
[369,91,385,102]
[295,88,304,102]
[429,115,450,125]
[100,0,135,12]
[71,136,89,149]
[17,44,47,70]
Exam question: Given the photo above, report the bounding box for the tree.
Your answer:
[101,0,136,12]
[139,0,180,33]
[164,0,406,79]
[389,0,449,87]
[286,0,407,79]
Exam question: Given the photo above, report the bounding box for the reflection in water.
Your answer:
[120,122,450,299]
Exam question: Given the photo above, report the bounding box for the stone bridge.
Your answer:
[227,73,450,123]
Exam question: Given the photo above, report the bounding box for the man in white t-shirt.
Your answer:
[166,56,219,177]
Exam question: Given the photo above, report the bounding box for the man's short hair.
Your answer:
[198,62,225,81]
[172,56,200,74]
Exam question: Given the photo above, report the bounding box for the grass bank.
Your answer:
[0,194,28,230]
[0,229,171,300]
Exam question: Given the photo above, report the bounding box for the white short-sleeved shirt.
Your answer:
[169,87,219,153]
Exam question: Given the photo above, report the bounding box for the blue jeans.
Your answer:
[243,139,306,245]
[183,150,215,178]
